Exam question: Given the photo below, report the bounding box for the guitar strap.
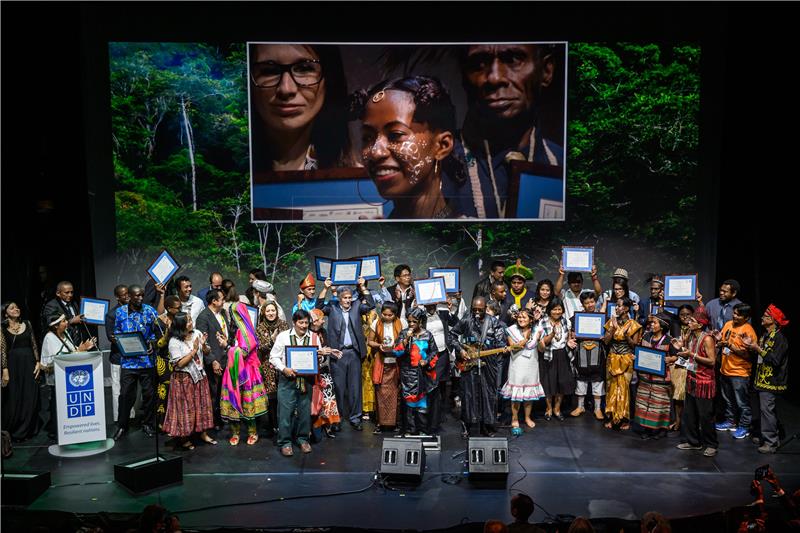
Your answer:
[477,317,491,374]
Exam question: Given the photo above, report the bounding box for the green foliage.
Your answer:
[110,41,700,297]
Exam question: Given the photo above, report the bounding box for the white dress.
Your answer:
[500,325,545,402]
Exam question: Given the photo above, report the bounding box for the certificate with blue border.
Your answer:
[245,304,259,328]
[414,277,448,305]
[286,346,319,375]
[664,274,697,302]
[116,332,148,357]
[147,248,180,286]
[634,345,667,377]
[80,298,109,326]
[314,256,333,281]
[429,267,460,293]
[562,246,594,273]
[357,255,381,281]
[574,312,605,339]
[331,260,361,285]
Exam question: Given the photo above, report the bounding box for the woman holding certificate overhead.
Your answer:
[602,297,642,430]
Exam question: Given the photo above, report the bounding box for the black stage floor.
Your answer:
[4,395,800,531]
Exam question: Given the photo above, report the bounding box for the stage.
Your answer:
[3,393,800,531]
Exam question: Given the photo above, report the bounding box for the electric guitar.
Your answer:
[456,342,525,372]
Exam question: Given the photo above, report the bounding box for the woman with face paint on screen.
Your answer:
[353,76,468,219]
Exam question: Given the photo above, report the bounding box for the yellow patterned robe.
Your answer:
[604,319,642,424]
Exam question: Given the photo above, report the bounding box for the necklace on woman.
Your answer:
[8,320,22,334]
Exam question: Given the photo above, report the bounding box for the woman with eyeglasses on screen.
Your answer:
[249,44,354,172]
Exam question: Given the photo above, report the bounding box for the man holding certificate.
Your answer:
[269,309,323,456]
[113,285,159,440]
[316,278,375,431]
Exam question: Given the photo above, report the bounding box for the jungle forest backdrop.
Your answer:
[109,41,700,298]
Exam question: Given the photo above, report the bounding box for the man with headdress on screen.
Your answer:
[446,43,563,219]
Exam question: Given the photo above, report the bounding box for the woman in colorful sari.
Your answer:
[220,302,268,445]
[602,296,643,430]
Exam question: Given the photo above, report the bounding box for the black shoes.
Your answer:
[350,421,363,431]
[113,428,127,441]
[142,425,156,438]
[331,423,342,432]
[324,427,336,439]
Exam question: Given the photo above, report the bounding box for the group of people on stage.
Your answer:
[1,260,790,459]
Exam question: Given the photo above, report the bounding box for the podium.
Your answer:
[50,351,114,457]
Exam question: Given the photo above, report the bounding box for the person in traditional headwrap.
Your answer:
[220,302,268,446]
[252,279,287,322]
[744,304,790,453]
[309,308,342,439]
[675,307,718,457]
[292,273,318,315]
[255,301,288,438]
[504,259,534,310]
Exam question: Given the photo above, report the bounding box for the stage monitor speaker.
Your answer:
[114,454,182,494]
[379,437,425,482]
[467,437,509,487]
[1,471,51,506]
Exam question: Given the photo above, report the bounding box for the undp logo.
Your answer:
[65,364,95,419]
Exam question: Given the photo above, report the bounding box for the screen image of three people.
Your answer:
[249,42,565,221]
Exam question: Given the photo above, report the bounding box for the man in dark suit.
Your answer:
[316,277,375,430]
[41,281,86,343]
[194,289,232,430]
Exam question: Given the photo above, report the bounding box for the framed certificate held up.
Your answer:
[330,260,361,285]
[245,304,259,328]
[286,346,319,375]
[147,248,180,286]
[562,246,594,273]
[634,345,667,377]
[664,274,697,302]
[414,277,448,305]
[428,267,460,293]
[314,256,333,281]
[357,255,381,281]
[80,298,110,326]
[116,332,149,357]
[573,312,605,339]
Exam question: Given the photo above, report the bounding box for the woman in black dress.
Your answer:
[1,302,42,441]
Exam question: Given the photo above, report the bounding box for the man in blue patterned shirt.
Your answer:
[113,284,159,441]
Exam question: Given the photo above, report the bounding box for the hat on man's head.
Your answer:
[299,273,315,290]
[309,308,324,322]
[612,268,629,280]
[252,280,273,294]
[649,275,665,286]
[504,259,533,281]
